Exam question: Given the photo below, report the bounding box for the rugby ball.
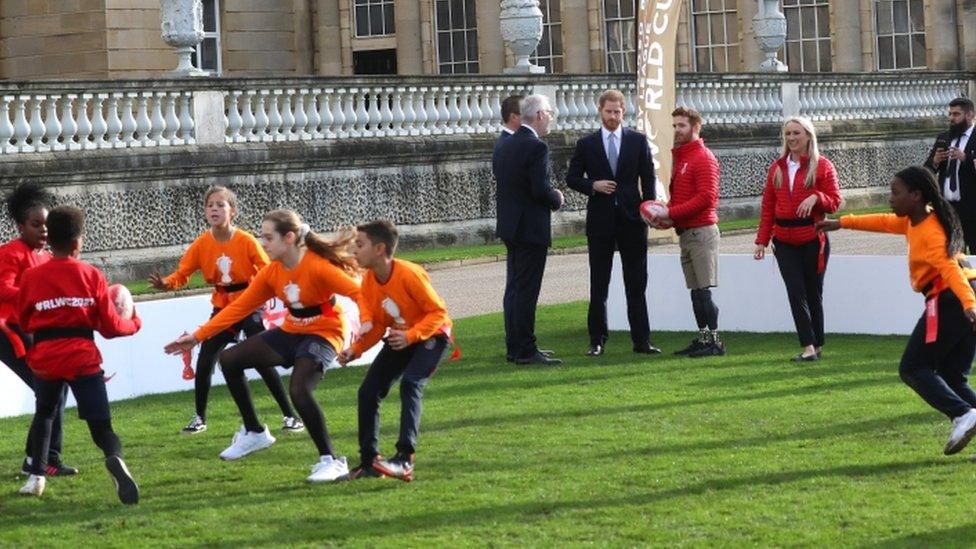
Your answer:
[108,284,134,319]
[639,200,673,230]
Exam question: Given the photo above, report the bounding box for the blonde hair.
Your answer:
[262,209,357,274]
[773,117,820,190]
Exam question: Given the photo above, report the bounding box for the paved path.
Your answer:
[431,229,909,319]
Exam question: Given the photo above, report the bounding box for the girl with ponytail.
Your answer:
[165,209,361,483]
[818,166,976,456]
[0,184,77,476]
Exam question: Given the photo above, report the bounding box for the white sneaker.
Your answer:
[306,455,349,483]
[19,474,45,497]
[945,409,976,455]
[282,416,305,433]
[219,425,276,460]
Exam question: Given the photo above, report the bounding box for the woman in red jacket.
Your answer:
[754,117,842,362]
[0,184,76,476]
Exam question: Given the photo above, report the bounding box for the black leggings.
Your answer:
[0,327,66,461]
[29,373,121,475]
[193,310,296,421]
[218,335,336,457]
[773,237,830,348]
[689,288,718,330]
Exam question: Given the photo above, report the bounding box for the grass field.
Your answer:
[2,301,973,547]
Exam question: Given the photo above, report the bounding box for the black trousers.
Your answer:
[503,240,548,360]
[586,219,650,347]
[356,335,448,465]
[773,237,830,348]
[900,290,976,419]
[0,328,66,461]
[950,201,976,255]
[29,372,121,475]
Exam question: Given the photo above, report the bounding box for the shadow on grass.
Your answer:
[870,524,976,548]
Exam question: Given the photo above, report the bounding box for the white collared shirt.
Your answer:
[502,127,515,135]
[601,126,623,167]
[944,123,974,202]
[521,124,539,139]
[787,156,801,191]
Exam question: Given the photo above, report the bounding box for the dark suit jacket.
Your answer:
[566,127,656,236]
[924,128,976,208]
[493,126,562,246]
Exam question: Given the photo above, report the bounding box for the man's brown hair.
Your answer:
[671,106,702,128]
[598,89,626,109]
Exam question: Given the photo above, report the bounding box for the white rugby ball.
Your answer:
[108,284,134,319]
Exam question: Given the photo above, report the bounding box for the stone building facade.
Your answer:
[0,0,973,80]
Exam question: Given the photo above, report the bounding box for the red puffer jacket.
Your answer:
[755,154,841,246]
[668,138,719,229]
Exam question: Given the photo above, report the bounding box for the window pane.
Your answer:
[726,11,738,39]
[893,0,908,33]
[724,0,736,9]
[785,7,800,40]
[876,1,893,34]
[436,0,449,30]
[438,33,452,61]
[694,15,709,45]
[802,41,818,71]
[912,33,926,67]
[200,38,218,71]
[620,20,635,49]
[713,46,727,72]
[877,35,893,69]
[369,5,384,34]
[552,25,562,55]
[801,7,816,39]
[451,0,464,28]
[894,34,910,68]
[787,40,801,70]
[385,4,395,33]
[538,27,551,55]
[909,0,924,31]
[604,0,619,19]
[727,44,739,70]
[818,38,831,71]
[606,21,620,52]
[466,0,477,27]
[696,47,711,71]
[620,0,634,18]
[452,32,465,61]
[816,5,829,37]
[356,5,369,36]
[467,30,478,60]
[710,13,724,44]
[203,0,217,32]
[550,0,561,22]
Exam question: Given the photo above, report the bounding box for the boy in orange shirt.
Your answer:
[339,220,453,482]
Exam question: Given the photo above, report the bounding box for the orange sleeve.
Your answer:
[923,237,976,310]
[839,214,909,235]
[351,277,386,358]
[403,268,450,345]
[164,237,202,289]
[193,266,274,341]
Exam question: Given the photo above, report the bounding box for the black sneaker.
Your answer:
[21,457,78,477]
[339,464,385,481]
[689,333,727,358]
[105,455,139,505]
[372,453,414,482]
[674,336,707,356]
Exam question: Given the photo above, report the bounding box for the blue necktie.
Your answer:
[608,133,618,177]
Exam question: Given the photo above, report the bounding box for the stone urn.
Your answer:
[753,0,787,72]
[160,0,208,76]
[500,0,545,74]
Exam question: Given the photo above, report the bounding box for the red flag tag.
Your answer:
[925,295,939,344]
[180,332,195,379]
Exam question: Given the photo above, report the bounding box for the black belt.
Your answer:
[33,327,94,344]
[215,282,248,293]
[774,217,814,227]
[288,305,323,319]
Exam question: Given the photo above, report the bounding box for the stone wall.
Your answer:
[0,115,941,281]
[0,0,108,80]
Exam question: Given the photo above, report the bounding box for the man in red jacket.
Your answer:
[660,107,725,357]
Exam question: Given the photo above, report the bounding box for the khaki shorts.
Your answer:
[679,224,719,289]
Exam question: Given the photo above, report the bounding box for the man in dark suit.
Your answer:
[925,97,976,253]
[493,94,564,365]
[494,94,524,361]
[567,89,660,356]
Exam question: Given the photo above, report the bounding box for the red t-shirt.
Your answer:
[0,238,51,326]
[18,257,141,380]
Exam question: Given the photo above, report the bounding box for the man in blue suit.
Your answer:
[493,94,564,365]
[567,89,659,357]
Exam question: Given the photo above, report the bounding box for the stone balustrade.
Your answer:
[0,72,971,154]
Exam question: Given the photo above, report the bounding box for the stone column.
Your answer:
[586,0,603,72]
[396,0,425,73]
[738,0,763,71]
[858,0,876,70]
[294,0,314,74]
[924,0,959,70]
[315,0,342,74]
[476,0,505,73]
[338,0,354,73]
[419,0,436,73]
[830,0,863,71]
[959,1,976,71]
[561,0,591,72]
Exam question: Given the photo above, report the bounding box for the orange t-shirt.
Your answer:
[193,251,360,354]
[164,228,270,309]
[840,213,976,310]
[351,258,451,357]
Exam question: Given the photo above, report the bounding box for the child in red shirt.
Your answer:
[338,220,453,482]
[17,206,141,503]
[165,209,361,484]
[0,184,76,476]
[149,186,300,435]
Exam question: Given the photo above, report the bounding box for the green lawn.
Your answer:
[1,301,973,546]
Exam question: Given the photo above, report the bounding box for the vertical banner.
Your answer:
[636,0,684,202]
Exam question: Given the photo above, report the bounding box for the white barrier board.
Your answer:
[0,294,379,418]
[608,254,927,335]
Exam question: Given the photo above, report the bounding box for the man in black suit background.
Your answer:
[493,94,564,365]
[925,97,976,253]
[567,89,660,356]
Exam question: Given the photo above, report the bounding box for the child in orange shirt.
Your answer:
[165,209,360,483]
[819,166,976,455]
[149,186,300,435]
[338,220,453,482]
[18,206,141,503]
